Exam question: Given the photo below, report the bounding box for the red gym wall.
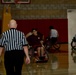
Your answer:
[16,19,68,43]
[0,19,68,43]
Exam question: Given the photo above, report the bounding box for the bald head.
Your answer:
[8,19,17,28]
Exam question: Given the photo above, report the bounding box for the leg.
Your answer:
[14,50,24,75]
[37,47,41,57]
[4,52,14,75]
[40,47,44,57]
[4,63,14,75]
[15,62,23,75]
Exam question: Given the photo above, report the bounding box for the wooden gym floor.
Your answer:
[0,44,69,75]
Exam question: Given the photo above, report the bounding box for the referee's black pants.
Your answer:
[4,50,25,75]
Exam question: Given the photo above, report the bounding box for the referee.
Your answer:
[0,19,30,75]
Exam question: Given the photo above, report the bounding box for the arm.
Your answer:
[23,46,29,58]
[0,34,5,56]
[25,32,32,38]
[0,47,3,56]
[22,33,30,64]
[23,46,30,64]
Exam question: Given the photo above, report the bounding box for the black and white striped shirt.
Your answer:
[0,28,28,51]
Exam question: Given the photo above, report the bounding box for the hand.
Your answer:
[40,40,44,45]
[25,57,30,64]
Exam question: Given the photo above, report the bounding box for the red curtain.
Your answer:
[16,19,68,43]
[0,19,68,43]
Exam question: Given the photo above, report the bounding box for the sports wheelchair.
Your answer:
[71,35,76,63]
[71,36,76,56]
[44,37,61,52]
[28,45,49,63]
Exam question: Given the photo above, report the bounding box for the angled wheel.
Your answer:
[71,40,76,50]
[53,43,61,50]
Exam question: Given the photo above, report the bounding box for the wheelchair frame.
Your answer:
[28,46,49,63]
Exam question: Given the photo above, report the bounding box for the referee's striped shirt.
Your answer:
[0,28,28,51]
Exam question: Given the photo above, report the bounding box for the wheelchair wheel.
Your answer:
[29,47,34,59]
[53,43,61,50]
[45,50,49,61]
[36,50,49,63]
[71,40,76,50]
[44,41,52,51]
